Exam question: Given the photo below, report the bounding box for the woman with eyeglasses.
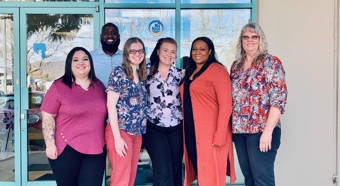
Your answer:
[105,37,148,186]
[143,37,184,186]
[231,23,288,186]
[180,36,236,186]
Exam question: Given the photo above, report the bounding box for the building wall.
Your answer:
[258,0,337,185]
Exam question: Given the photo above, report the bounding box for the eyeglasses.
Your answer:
[242,35,260,41]
[129,49,145,54]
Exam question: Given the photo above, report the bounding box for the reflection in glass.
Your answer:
[105,0,174,3]
[26,14,94,181]
[181,9,251,68]
[0,13,15,182]
[0,0,98,2]
[182,0,250,3]
[105,9,175,59]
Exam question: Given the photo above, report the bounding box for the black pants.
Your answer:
[233,127,281,186]
[184,122,198,175]
[48,145,106,186]
[143,120,183,186]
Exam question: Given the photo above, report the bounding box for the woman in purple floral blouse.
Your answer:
[231,23,288,186]
[105,37,148,186]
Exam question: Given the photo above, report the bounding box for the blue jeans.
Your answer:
[233,127,281,186]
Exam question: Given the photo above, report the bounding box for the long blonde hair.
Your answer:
[234,23,268,69]
[122,37,147,81]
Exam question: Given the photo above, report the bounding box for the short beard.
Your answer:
[101,39,120,54]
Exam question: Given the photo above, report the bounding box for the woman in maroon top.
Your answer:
[40,47,107,186]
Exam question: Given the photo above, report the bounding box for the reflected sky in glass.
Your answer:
[106,0,249,3]
[106,9,175,58]
[106,0,174,3]
[183,0,250,3]
[181,9,251,68]
[106,8,250,69]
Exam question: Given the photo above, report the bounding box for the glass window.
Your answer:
[26,14,94,181]
[182,0,251,3]
[0,13,14,182]
[105,9,175,58]
[181,9,251,68]
[0,0,97,2]
[105,0,174,3]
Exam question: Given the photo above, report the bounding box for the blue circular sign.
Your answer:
[148,20,164,37]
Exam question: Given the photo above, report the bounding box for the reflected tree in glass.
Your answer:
[0,14,15,182]
[0,15,14,94]
[181,9,250,68]
[26,14,92,84]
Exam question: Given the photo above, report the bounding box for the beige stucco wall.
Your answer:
[258,0,337,185]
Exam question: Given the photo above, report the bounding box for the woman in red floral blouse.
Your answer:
[231,23,288,186]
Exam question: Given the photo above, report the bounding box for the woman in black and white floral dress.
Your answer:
[143,37,184,186]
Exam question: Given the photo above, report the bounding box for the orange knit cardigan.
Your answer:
[180,63,236,186]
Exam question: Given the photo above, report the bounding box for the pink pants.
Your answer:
[105,124,142,186]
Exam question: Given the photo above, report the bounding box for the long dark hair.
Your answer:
[181,36,220,84]
[61,47,97,88]
[148,37,177,80]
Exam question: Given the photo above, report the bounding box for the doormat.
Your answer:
[36,174,152,185]
[35,173,54,181]
[36,174,110,181]
[28,164,51,171]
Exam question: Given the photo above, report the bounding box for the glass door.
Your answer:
[20,8,98,186]
[0,8,20,186]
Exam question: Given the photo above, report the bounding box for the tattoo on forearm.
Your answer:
[42,114,56,142]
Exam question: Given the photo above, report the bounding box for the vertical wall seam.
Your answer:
[335,0,339,184]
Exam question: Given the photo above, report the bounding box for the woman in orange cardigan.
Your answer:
[179,36,236,186]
